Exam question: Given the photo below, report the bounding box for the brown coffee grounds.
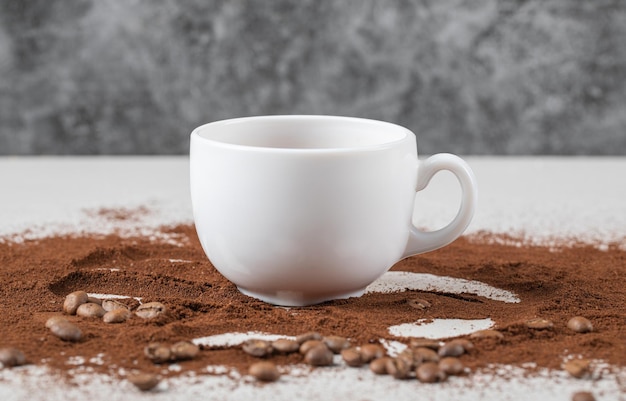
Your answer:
[0,224,624,381]
[84,206,152,222]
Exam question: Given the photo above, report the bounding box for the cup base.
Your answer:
[237,286,367,307]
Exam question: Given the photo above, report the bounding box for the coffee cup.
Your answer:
[190,115,477,306]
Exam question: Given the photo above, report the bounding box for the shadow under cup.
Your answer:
[190,115,472,306]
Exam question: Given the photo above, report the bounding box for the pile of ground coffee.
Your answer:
[0,223,624,382]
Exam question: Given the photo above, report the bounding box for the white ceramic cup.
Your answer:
[190,115,477,306]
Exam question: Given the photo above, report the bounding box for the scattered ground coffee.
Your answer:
[0,223,625,385]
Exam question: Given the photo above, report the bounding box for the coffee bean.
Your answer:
[295,331,322,344]
[564,359,591,379]
[170,341,199,361]
[272,339,300,354]
[299,340,324,355]
[359,344,385,363]
[103,308,131,324]
[385,357,412,379]
[87,297,102,305]
[63,291,89,315]
[49,320,82,342]
[135,302,167,319]
[416,361,446,383]
[451,339,475,352]
[76,302,106,318]
[304,344,334,366]
[409,338,440,350]
[249,361,280,382]
[0,348,26,367]
[144,343,171,364]
[396,349,419,368]
[45,316,69,329]
[340,347,364,367]
[242,339,273,358]
[438,342,464,358]
[567,317,593,333]
[414,347,440,363]
[470,329,504,340]
[408,298,431,310]
[525,317,554,330]
[438,341,466,357]
[369,357,392,375]
[439,357,464,375]
[101,299,130,312]
[571,391,596,401]
[324,336,350,354]
[128,373,160,391]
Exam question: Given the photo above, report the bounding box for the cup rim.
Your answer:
[190,115,414,153]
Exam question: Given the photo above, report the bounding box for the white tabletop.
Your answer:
[2,156,625,243]
[0,156,625,401]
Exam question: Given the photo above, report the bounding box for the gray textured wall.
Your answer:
[1,0,625,155]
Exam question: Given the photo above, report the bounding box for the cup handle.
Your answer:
[401,153,478,258]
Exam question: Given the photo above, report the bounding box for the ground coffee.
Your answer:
[0,223,624,383]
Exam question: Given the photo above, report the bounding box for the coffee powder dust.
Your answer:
[0,224,624,381]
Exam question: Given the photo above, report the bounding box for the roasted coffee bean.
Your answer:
[571,391,596,401]
[438,341,466,357]
[564,359,591,379]
[242,339,273,358]
[144,343,171,364]
[437,339,474,356]
[0,348,26,367]
[272,339,300,354]
[128,373,160,391]
[470,329,504,340]
[385,357,412,379]
[324,336,350,354]
[525,317,554,330]
[396,349,419,369]
[135,302,166,319]
[101,299,130,312]
[409,338,440,350]
[414,347,439,363]
[369,357,392,375]
[408,298,431,310]
[439,357,464,375]
[295,331,323,344]
[304,344,334,366]
[249,361,280,382]
[452,339,474,352]
[416,361,446,383]
[49,320,82,341]
[340,347,364,367]
[45,316,69,329]
[103,308,131,324]
[170,341,199,361]
[87,297,102,305]
[299,340,324,355]
[76,302,106,318]
[567,317,593,333]
[360,344,385,362]
[63,291,89,315]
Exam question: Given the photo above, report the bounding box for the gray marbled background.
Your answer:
[1,0,625,155]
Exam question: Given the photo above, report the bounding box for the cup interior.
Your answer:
[194,115,410,150]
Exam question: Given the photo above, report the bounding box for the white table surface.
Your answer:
[0,156,625,401]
